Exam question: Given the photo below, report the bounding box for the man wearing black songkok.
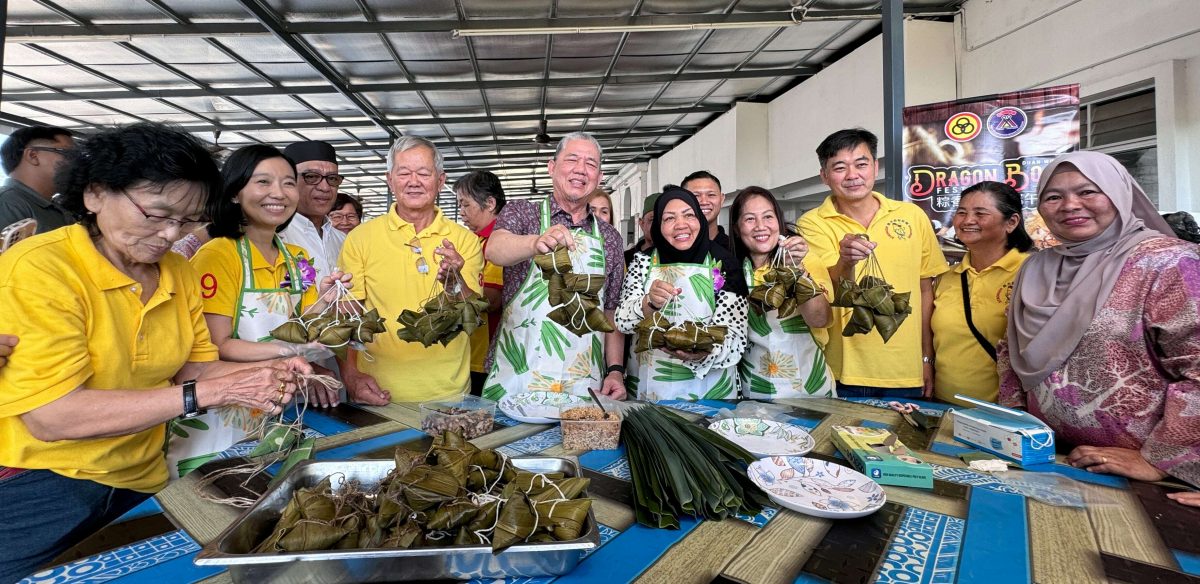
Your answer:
[280,140,346,278]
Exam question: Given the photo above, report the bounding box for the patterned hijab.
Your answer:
[1006,151,1172,390]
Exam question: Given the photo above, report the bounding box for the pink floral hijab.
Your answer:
[1006,151,1173,390]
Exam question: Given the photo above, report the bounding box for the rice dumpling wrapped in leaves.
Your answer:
[468,500,501,533]
[381,520,423,549]
[427,500,479,530]
[530,477,591,503]
[533,246,572,274]
[278,521,349,552]
[400,466,463,511]
[534,246,610,336]
[491,493,536,552]
[831,252,912,343]
[532,498,592,541]
[396,293,488,347]
[270,320,308,344]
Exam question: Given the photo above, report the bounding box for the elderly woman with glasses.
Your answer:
[0,123,311,581]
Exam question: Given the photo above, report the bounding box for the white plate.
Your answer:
[747,456,886,519]
[708,418,815,457]
[498,391,591,424]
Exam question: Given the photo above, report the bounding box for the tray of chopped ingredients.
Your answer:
[194,431,598,583]
[420,395,496,439]
[559,405,621,450]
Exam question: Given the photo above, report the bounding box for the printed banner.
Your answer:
[902,85,1080,249]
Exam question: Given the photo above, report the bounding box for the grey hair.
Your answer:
[553,131,604,161]
[387,134,444,174]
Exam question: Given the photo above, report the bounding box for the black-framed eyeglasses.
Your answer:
[117,190,207,231]
[300,171,345,188]
[26,146,73,156]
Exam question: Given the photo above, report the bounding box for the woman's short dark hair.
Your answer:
[728,185,789,263]
[453,170,506,214]
[334,192,363,219]
[959,180,1034,252]
[207,144,295,239]
[57,122,220,233]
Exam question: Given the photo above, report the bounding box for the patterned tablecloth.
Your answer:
[19,397,1200,584]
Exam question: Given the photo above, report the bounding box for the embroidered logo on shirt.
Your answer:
[885,219,912,240]
[996,281,1015,304]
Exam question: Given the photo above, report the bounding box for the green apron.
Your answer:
[632,252,736,401]
[739,260,835,399]
[166,236,304,478]
[483,201,608,400]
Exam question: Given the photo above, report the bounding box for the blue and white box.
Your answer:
[950,395,1055,466]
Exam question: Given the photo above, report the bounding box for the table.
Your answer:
[20,397,1200,584]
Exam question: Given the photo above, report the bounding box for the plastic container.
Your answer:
[559,405,621,450]
[419,395,496,439]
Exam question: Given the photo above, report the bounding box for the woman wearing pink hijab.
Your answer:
[999,151,1200,505]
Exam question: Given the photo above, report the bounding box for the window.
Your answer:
[1080,87,1158,205]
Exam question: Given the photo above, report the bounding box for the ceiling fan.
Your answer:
[533,119,553,145]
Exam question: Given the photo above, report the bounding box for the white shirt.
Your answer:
[280,213,347,277]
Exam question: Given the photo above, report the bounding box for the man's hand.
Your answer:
[434,238,466,285]
[306,363,341,408]
[1066,446,1168,481]
[0,334,16,368]
[838,233,876,264]
[344,369,390,406]
[534,224,577,254]
[600,372,627,401]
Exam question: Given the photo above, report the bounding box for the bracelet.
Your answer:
[606,364,626,376]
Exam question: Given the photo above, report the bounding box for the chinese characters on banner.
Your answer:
[902,84,1080,249]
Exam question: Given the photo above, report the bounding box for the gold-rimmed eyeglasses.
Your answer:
[117,190,207,231]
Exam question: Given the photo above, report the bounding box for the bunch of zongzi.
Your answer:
[395,294,489,347]
[533,246,613,336]
[633,311,727,354]
[831,253,911,343]
[748,265,822,319]
[622,404,769,529]
[270,307,388,348]
[252,431,593,554]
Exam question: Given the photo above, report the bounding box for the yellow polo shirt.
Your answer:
[339,205,483,401]
[0,225,219,492]
[191,237,319,326]
[931,249,1028,405]
[798,192,949,388]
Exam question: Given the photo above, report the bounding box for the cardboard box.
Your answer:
[950,395,1055,466]
[831,426,933,489]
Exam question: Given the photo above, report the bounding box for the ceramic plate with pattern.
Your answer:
[708,417,815,457]
[747,456,886,519]
[499,391,591,424]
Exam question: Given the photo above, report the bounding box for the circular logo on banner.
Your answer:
[944,112,982,142]
[987,106,1028,139]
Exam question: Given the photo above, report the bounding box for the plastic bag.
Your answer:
[710,400,798,424]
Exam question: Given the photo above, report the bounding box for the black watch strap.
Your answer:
[181,380,202,418]
[606,364,626,375]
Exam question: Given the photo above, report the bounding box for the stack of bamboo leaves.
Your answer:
[633,311,728,354]
[533,246,613,336]
[622,404,769,529]
[396,293,490,347]
[253,431,592,554]
[831,250,911,343]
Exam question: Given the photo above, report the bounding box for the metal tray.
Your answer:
[194,457,599,583]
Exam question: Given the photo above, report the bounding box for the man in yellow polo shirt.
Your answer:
[337,136,483,404]
[798,128,948,398]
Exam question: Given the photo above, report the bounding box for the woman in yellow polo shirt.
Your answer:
[929,181,1033,405]
[0,123,309,581]
[181,145,350,475]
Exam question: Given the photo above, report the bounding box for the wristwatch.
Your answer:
[181,380,204,419]
[606,364,626,377]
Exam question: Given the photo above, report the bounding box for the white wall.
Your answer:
[957,0,1200,212]
[768,20,957,194]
